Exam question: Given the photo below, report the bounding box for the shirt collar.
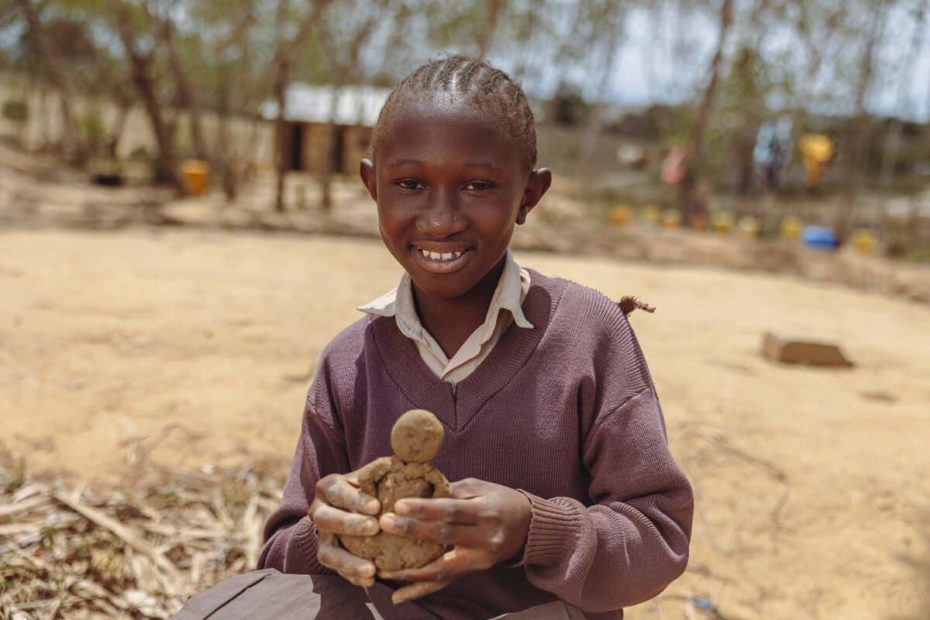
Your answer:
[357,250,534,334]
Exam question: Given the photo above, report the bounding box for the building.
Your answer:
[261,83,390,175]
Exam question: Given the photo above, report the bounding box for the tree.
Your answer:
[678,0,734,223]
[269,0,333,212]
[153,8,208,161]
[477,0,506,57]
[315,0,392,212]
[112,0,186,193]
[14,0,82,161]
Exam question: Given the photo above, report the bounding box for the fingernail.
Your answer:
[365,499,380,514]
[394,501,409,515]
[381,514,397,530]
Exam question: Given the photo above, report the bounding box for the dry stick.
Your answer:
[51,491,183,596]
[242,483,262,569]
[0,494,49,519]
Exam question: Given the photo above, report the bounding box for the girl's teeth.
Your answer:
[419,249,464,261]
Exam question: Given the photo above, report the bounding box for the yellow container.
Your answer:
[780,216,803,240]
[662,209,682,228]
[712,212,734,234]
[851,229,877,255]
[640,205,661,226]
[737,216,760,239]
[181,159,210,196]
[799,134,834,163]
[608,205,634,226]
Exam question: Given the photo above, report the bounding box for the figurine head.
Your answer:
[390,409,444,463]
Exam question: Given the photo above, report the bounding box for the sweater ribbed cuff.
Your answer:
[513,491,583,568]
[293,516,333,574]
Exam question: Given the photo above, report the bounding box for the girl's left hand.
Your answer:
[377,477,531,604]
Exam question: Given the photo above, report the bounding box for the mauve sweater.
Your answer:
[259,270,693,619]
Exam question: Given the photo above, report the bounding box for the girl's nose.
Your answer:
[416,193,466,237]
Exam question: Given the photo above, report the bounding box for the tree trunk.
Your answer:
[315,0,383,212]
[477,0,506,57]
[215,73,238,202]
[678,0,733,224]
[269,0,333,212]
[838,4,886,238]
[273,58,290,212]
[16,0,82,161]
[578,6,624,186]
[107,102,131,160]
[160,18,209,161]
[114,3,186,194]
[320,87,342,212]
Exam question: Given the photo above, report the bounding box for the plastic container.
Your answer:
[182,159,210,196]
[662,209,682,228]
[608,205,633,226]
[779,216,803,241]
[801,226,838,251]
[737,216,760,239]
[712,212,734,234]
[851,229,877,255]
[640,205,661,226]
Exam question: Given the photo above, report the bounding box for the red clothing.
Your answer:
[259,270,693,619]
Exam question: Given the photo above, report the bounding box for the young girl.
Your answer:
[258,55,693,619]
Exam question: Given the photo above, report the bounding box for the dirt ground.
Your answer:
[2,227,929,619]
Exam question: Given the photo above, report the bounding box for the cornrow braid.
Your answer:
[372,55,537,171]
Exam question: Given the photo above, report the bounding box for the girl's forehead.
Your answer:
[375,100,521,164]
[383,99,505,135]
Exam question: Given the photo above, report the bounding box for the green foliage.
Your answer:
[2,99,28,122]
[80,107,106,155]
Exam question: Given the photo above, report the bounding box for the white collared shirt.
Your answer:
[358,250,533,384]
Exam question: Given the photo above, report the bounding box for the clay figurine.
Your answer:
[338,409,451,573]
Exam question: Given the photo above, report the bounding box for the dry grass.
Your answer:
[0,451,284,619]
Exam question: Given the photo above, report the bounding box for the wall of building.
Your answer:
[297,122,373,174]
[0,80,275,172]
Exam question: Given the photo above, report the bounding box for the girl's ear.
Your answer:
[517,167,552,225]
[360,158,377,201]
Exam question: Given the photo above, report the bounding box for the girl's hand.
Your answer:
[309,470,381,587]
[377,478,532,604]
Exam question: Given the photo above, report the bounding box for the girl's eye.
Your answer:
[396,179,424,191]
[464,181,494,191]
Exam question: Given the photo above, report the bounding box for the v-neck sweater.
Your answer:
[259,270,693,619]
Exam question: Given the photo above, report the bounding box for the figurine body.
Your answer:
[338,409,451,572]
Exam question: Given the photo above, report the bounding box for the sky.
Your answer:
[486,3,930,123]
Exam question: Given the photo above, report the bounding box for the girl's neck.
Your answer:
[411,257,506,358]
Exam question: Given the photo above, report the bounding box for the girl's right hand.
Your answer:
[309,471,381,587]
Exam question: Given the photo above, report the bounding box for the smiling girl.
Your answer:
[259,56,693,620]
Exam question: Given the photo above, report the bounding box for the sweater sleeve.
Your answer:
[517,300,693,612]
[258,360,352,574]
[519,388,693,611]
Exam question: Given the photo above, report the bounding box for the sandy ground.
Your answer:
[2,228,929,619]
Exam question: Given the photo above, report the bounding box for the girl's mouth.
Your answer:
[411,246,472,274]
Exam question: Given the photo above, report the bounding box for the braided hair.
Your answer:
[372,55,537,171]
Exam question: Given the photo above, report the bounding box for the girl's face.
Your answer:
[360,101,551,302]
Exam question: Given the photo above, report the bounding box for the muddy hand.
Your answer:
[378,478,531,603]
[309,472,381,587]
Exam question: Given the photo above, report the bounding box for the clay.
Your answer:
[338,409,451,572]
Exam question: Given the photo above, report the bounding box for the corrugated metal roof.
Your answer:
[260,83,391,127]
